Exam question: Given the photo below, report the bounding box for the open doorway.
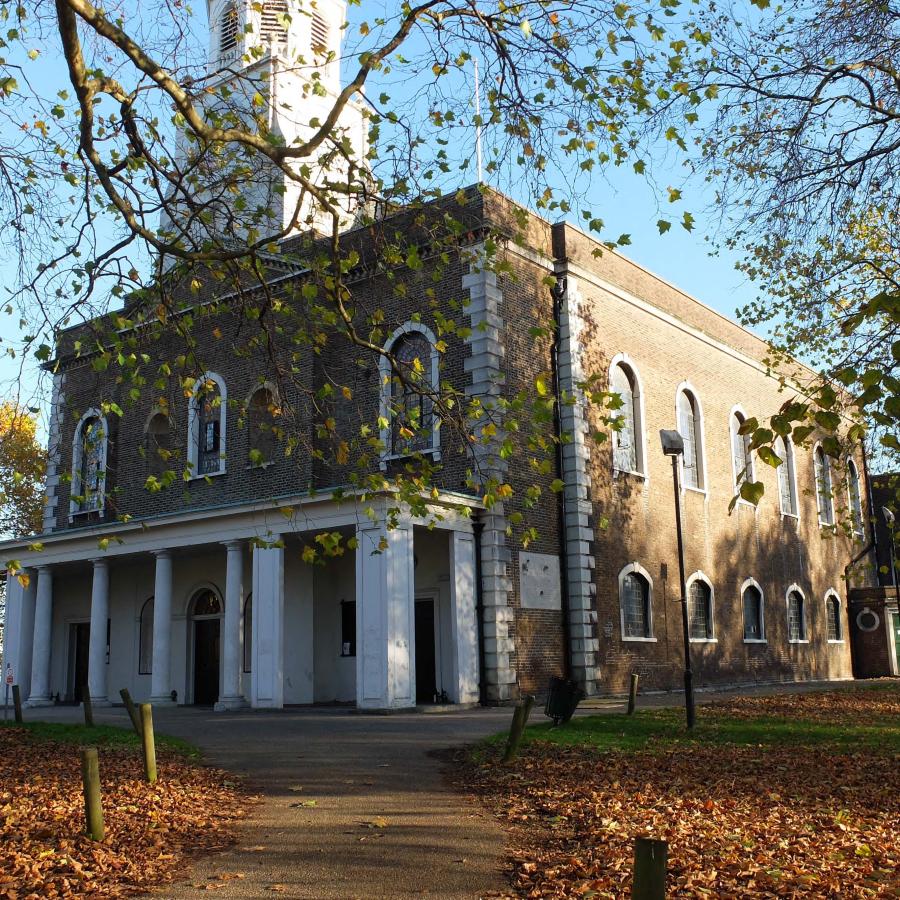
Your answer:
[415,597,437,704]
[190,588,222,705]
[67,621,90,703]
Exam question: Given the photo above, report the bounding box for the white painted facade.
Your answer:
[1,495,481,711]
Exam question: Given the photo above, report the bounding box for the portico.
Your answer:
[2,493,481,712]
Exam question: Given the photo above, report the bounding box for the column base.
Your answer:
[25,696,54,708]
[148,695,177,707]
[85,698,112,708]
[214,696,249,712]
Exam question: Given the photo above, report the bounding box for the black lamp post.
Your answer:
[883,507,899,609]
[660,428,696,729]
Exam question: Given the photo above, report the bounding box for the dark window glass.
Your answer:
[622,572,651,638]
[611,365,638,473]
[146,413,172,477]
[390,332,434,455]
[139,597,154,674]
[815,448,834,525]
[826,596,841,641]
[689,580,713,640]
[341,600,356,656]
[243,593,252,672]
[248,388,277,466]
[788,591,805,641]
[677,391,701,489]
[193,589,222,617]
[742,585,763,640]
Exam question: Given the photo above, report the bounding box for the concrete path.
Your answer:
[28,704,514,899]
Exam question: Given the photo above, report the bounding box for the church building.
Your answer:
[0,0,872,711]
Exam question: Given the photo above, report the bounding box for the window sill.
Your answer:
[743,638,767,644]
[682,485,707,497]
[188,470,227,482]
[733,499,757,509]
[827,639,845,645]
[781,511,800,521]
[380,447,441,469]
[613,468,647,480]
[689,637,717,643]
[789,639,809,644]
[622,635,657,643]
[245,461,275,471]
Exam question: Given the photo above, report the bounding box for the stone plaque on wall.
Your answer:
[519,552,562,610]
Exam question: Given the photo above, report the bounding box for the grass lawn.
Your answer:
[0,720,248,898]
[459,684,900,898]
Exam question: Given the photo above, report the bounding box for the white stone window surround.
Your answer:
[378,322,442,469]
[674,381,708,495]
[608,353,648,479]
[69,408,109,520]
[786,583,809,643]
[813,442,835,527]
[776,434,800,520]
[740,576,767,643]
[729,404,756,503]
[824,588,844,643]
[187,371,228,479]
[618,561,656,642]
[686,570,717,642]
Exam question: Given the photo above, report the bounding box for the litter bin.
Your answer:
[544,676,584,725]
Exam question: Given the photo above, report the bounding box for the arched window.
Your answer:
[677,387,704,490]
[139,597,154,674]
[219,2,238,56]
[610,358,644,475]
[847,459,864,537]
[188,373,227,477]
[247,386,278,467]
[145,412,172,477]
[380,325,439,459]
[825,592,843,642]
[260,0,288,45]
[814,445,834,525]
[687,574,714,641]
[70,410,108,516]
[730,409,754,493]
[618,564,653,640]
[775,436,798,517]
[787,587,806,642]
[742,580,765,641]
[243,593,252,673]
[192,589,223,617]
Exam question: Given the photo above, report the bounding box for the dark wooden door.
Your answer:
[72,622,90,704]
[193,619,220,705]
[415,599,436,704]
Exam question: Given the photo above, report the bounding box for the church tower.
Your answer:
[163,0,369,250]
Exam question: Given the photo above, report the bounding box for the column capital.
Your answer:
[153,548,172,561]
[34,563,52,573]
[89,557,109,569]
[222,540,244,552]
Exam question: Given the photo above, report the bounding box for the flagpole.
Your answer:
[474,58,483,183]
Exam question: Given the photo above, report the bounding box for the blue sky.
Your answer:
[0,3,760,434]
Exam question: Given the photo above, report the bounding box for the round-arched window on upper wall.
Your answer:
[192,589,222,617]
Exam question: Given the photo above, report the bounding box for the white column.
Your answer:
[2,571,25,696]
[87,559,110,705]
[355,521,415,710]
[216,540,246,711]
[150,550,175,704]
[27,566,54,706]
[251,537,284,709]
[449,530,480,705]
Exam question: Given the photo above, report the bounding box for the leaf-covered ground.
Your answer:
[455,686,900,898]
[0,723,250,898]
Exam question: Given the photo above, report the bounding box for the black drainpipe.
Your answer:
[473,518,488,705]
[550,272,573,680]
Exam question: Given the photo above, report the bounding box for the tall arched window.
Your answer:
[825,591,843,642]
[139,597,154,674]
[814,445,834,525]
[380,325,439,459]
[219,2,238,56]
[775,436,798,517]
[70,410,108,516]
[243,593,253,673]
[742,580,765,641]
[247,386,278,467]
[145,411,172,478]
[847,459,864,537]
[618,564,653,640]
[787,587,806,642]
[730,409,754,493]
[188,373,227,477]
[687,574,714,641]
[677,387,704,490]
[610,358,644,475]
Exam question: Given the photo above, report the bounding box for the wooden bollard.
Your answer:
[627,672,640,716]
[12,685,23,724]
[119,688,142,738]
[80,748,105,841]
[632,837,667,899]
[503,694,535,763]
[139,703,157,784]
[82,683,94,728]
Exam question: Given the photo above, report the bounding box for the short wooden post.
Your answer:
[503,694,535,764]
[139,703,157,784]
[632,837,667,899]
[119,688,142,737]
[82,683,94,728]
[627,672,640,716]
[12,685,23,724]
[80,748,105,841]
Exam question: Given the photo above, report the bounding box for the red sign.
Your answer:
[4,666,13,686]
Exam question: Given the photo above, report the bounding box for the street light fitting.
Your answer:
[659,429,685,457]
[883,506,896,528]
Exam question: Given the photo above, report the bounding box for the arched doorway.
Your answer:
[190,588,222,705]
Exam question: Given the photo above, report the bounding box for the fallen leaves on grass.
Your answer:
[456,690,900,898]
[0,727,249,898]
